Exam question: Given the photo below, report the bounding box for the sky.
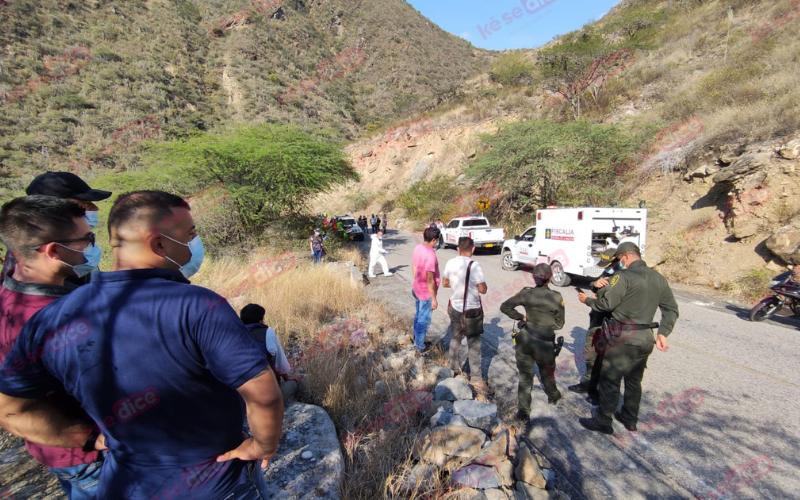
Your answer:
[406,0,622,51]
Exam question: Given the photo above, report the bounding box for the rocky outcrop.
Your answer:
[778,139,800,160]
[765,216,800,264]
[394,362,569,499]
[263,402,345,500]
[712,152,772,190]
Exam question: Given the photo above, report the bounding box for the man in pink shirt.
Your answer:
[411,226,441,353]
[0,196,105,499]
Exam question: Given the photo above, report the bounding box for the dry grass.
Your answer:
[774,199,800,225]
[719,268,773,303]
[191,246,446,499]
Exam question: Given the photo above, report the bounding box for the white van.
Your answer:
[501,207,647,286]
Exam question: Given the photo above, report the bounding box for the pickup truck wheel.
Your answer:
[502,250,519,271]
[550,261,571,287]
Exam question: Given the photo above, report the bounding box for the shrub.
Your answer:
[396,175,461,223]
[149,124,358,238]
[468,119,642,211]
[489,52,535,87]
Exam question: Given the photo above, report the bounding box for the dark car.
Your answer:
[333,215,365,241]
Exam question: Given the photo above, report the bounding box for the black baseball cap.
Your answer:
[26,172,112,201]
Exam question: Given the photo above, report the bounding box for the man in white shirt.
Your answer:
[368,230,393,278]
[442,237,487,382]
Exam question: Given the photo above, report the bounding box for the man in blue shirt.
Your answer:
[0,190,283,499]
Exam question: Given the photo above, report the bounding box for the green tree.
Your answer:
[468,119,640,211]
[489,52,535,87]
[153,124,357,236]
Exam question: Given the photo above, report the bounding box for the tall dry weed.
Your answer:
[193,249,438,499]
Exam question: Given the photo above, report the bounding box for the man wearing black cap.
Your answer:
[1,172,112,283]
[500,263,565,421]
[577,242,679,435]
[567,248,622,400]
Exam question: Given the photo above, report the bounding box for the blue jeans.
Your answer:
[225,460,270,500]
[412,291,433,351]
[49,456,104,500]
[312,250,323,264]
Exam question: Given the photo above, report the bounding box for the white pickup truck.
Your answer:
[442,216,506,252]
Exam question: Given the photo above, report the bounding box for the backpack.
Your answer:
[245,323,277,372]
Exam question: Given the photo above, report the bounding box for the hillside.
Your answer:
[315,0,800,300]
[0,0,491,196]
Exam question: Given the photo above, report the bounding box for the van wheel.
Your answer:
[550,261,571,287]
[502,250,518,271]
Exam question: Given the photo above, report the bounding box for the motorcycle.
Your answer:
[749,268,800,322]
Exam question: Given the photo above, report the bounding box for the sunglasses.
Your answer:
[30,232,96,250]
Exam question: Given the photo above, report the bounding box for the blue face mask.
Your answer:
[58,242,102,278]
[161,234,205,278]
[84,211,99,230]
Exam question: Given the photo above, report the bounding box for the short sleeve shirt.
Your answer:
[443,256,485,313]
[0,268,269,499]
[0,273,99,468]
[412,244,440,300]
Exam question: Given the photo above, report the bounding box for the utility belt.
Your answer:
[522,326,555,343]
[514,321,564,356]
[601,317,659,342]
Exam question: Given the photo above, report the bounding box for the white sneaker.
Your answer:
[368,274,377,278]
[385,273,394,276]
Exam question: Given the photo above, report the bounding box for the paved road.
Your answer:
[354,230,800,500]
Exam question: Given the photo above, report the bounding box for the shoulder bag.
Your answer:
[461,261,484,336]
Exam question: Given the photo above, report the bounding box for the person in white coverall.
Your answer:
[368,231,393,278]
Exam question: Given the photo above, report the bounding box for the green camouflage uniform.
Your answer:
[584,259,679,427]
[500,286,565,414]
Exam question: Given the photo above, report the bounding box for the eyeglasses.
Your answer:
[30,233,96,250]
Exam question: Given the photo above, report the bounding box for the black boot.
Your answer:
[579,417,613,435]
[567,383,589,394]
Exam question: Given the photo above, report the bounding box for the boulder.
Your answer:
[435,377,473,401]
[422,399,455,420]
[779,139,800,159]
[712,153,772,184]
[514,443,547,489]
[451,461,513,490]
[430,408,468,429]
[491,426,518,458]
[431,365,455,380]
[479,489,514,500]
[514,482,550,499]
[263,402,344,500]
[683,164,719,182]
[475,431,509,466]
[732,222,759,239]
[394,463,438,492]
[718,144,743,165]
[454,400,498,433]
[766,217,800,264]
[414,426,487,467]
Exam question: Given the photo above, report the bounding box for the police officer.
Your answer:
[500,263,565,421]
[577,242,679,434]
[567,249,621,402]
